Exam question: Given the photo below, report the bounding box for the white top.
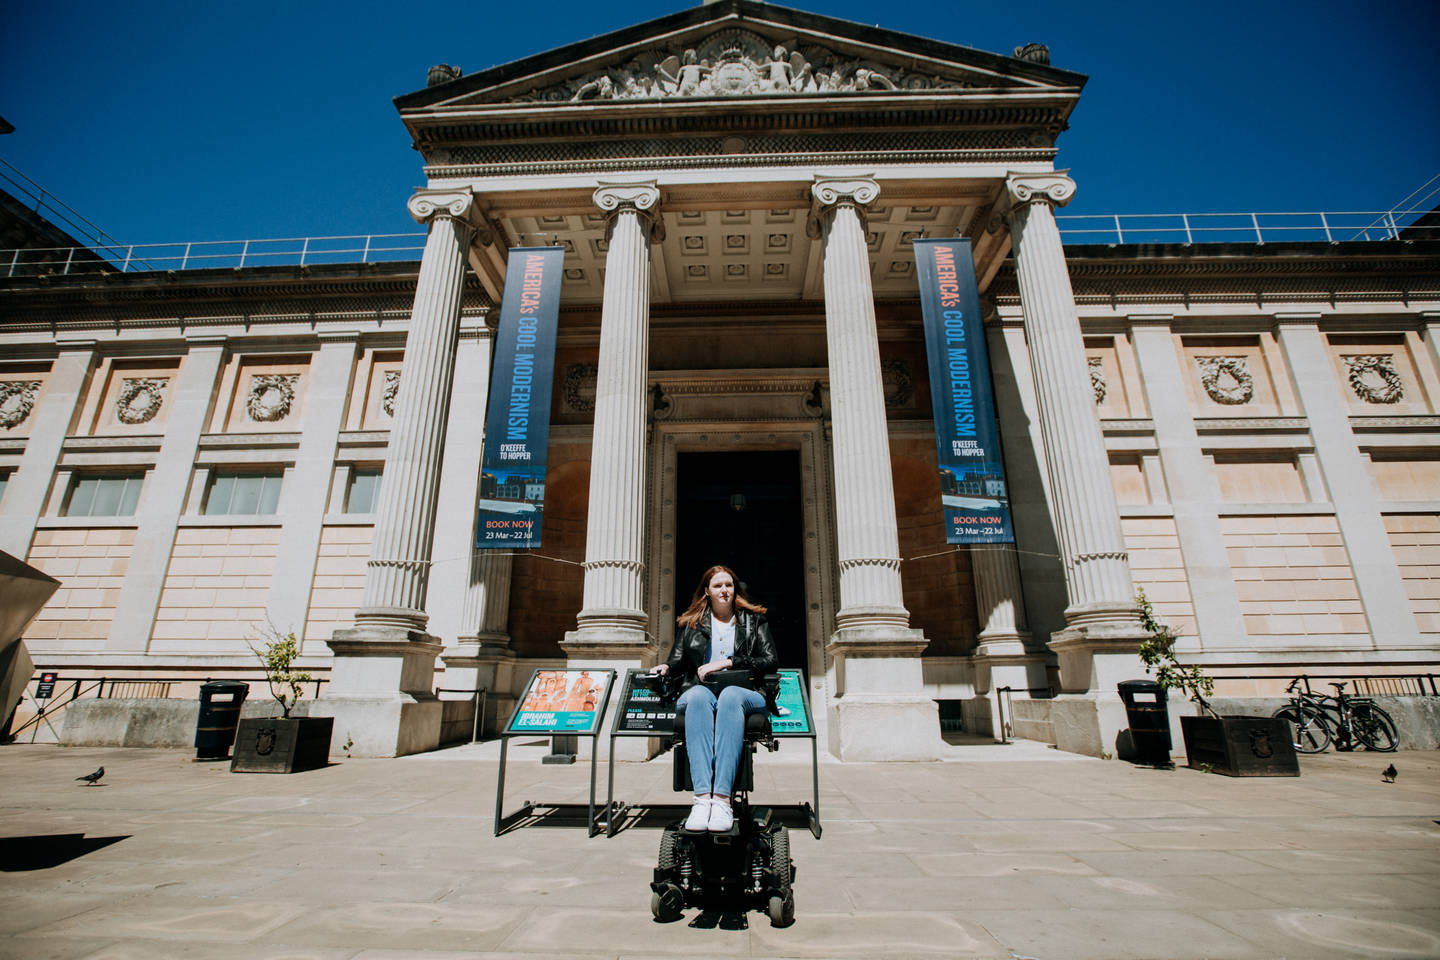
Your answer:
[708,614,736,664]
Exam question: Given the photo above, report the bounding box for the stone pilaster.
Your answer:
[1273,313,1421,649]
[0,343,95,558]
[107,337,226,652]
[265,331,359,644]
[810,175,943,760]
[1128,315,1248,649]
[563,182,662,667]
[1005,172,1147,757]
[313,189,478,757]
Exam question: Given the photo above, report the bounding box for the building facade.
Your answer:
[3,1,1438,757]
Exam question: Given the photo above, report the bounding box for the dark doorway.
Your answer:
[674,451,807,673]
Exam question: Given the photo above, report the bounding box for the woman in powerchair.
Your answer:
[651,564,777,833]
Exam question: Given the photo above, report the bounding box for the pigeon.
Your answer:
[1381,763,1397,783]
[75,766,104,785]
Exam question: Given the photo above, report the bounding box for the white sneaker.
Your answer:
[684,798,711,832]
[707,801,734,832]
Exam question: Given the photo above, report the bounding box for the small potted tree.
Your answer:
[231,625,334,773]
[1136,590,1298,777]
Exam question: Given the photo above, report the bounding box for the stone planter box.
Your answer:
[231,716,333,773]
[1180,714,1298,777]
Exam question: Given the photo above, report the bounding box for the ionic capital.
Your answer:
[407,189,478,228]
[807,175,880,238]
[593,181,664,241]
[1004,172,1076,211]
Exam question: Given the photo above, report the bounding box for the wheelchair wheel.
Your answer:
[651,884,684,923]
[767,825,795,927]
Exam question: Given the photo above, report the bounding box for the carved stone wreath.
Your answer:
[518,28,968,104]
[1343,355,1404,404]
[381,370,401,418]
[115,377,169,425]
[563,363,598,413]
[0,380,40,429]
[881,359,913,409]
[1087,358,1106,405]
[246,374,299,422]
[1196,356,1254,405]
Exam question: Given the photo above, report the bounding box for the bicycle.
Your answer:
[1316,681,1398,753]
[1272,679,1332,754]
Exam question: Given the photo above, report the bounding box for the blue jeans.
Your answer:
[676,683,768,797]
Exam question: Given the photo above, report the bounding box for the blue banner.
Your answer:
[913,238,1014,544]
[476,247,564,549]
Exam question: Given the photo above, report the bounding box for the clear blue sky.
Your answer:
[2,0,1436,246]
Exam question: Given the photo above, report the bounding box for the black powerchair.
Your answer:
[649,673,796,927]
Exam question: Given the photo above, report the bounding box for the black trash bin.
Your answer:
[1118,679,1172,766]
[195,680,249,760]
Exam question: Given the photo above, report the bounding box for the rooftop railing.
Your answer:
[2,212,1435,280]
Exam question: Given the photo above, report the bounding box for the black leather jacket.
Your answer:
[665,608,778,689]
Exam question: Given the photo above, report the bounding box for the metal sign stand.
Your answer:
[493,668,617,837]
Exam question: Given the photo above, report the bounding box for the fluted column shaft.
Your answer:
[1006,174,1137,625]
[810,177,909,630]
[972,544,1029,640]
[463,550,514,642]
[356,191,477,631]
[576,182,660,635]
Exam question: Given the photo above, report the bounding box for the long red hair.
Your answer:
[676,564,767,629]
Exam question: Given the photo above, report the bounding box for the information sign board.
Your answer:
[614,670,676,735]
[35,671,58,700]
[768,668,812,736]
[503,668,614,736]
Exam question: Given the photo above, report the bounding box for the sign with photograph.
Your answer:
[476,246,565,550]
[504,668,615,736]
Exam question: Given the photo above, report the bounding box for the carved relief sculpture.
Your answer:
[381,370,401,418]
[1343,354,1404,404]
[0,380,41,429]
[246,374,300,422]
[562,363,598,413]
[881,358,914,408]
[526,29,966,104]
[1196,356,1254,405]
[1087,357,1107,405]
[115,377,169,425]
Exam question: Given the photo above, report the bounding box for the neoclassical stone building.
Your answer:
[3,1,1438,757]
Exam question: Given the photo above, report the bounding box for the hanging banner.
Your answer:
[476,246,564,550]
[913,238,1014,544]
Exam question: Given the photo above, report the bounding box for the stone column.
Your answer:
[562,182,661,665]
[313,189,478,757]
[107,336,227,652]
[809,175,943,760]
[1005,172,1148,757]
[265,331,359,643]
[969,544,1048,738]
[1273,314,1420,648]
[429,315,516,737]
[0,343,95,558]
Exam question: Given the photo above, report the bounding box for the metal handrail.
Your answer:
[2,204,1437,280]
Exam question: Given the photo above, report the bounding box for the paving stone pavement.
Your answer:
[1,738,1437,959]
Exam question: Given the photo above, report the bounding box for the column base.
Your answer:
[970,634,1050,740]
[827,625,946,761]
[440,638,516,739]
[1047,620,1149,695]
[314,625,444,758]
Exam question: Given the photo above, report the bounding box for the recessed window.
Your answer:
[0,471,10,506]
[204,472,282,516]
[64,474,144,517]
[345,469,383,514]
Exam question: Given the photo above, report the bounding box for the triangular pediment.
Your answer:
[396,0,1084,112]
